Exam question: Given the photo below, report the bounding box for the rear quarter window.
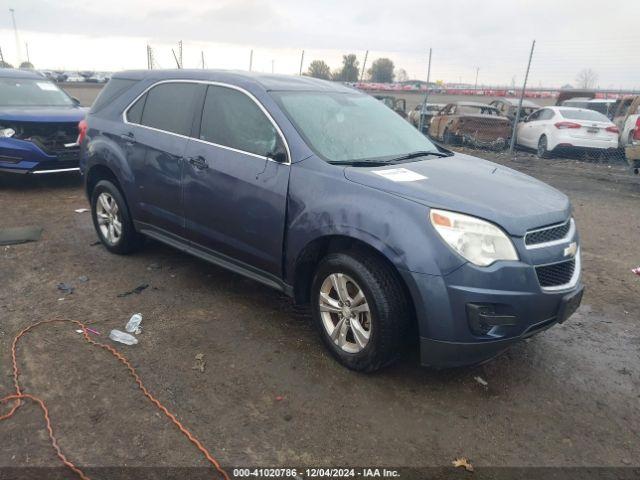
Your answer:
[90,78,138,113]
[139,83,200,136]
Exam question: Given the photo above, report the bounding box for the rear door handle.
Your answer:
[187,155,209,170]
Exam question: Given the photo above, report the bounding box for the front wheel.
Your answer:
[311,252,411,372]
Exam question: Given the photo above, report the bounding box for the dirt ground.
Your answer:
[1,151,639,477]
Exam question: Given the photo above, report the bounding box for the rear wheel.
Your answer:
[91,180,144,254]
[311,252,411,372]
[537,135,551,159]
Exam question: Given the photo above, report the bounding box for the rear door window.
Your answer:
[199,85,278,157]
[139,82,200,136]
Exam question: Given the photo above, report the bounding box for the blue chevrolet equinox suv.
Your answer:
[80,70,583,371]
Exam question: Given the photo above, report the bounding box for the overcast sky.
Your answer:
[1,0,638,88]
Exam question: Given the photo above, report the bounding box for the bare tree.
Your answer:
[395,68,409,82]
[576,68,598,89]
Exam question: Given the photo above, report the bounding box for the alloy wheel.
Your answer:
[95,192,122,245]
[318,273,372,354]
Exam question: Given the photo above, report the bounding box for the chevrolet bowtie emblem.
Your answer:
[564,242,578,258]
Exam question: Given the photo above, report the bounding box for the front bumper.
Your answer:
[400,245,583,368]
[0,138,80,174]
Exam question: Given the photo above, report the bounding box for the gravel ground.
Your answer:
[0,152,639,478]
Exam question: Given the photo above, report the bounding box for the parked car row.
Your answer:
[402,94,635,161]
[38,70,111,83]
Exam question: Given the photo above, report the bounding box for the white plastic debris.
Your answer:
[474,376,488,387]
[109,329,138,345]
[74,208,89,213]
[125,313,143,334]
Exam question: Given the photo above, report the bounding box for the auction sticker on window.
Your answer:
[373,168,427,182]
[36,82,58,91]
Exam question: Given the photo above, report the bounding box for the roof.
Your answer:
[454,101,497,108]
[113,69,354,93]
[0,68,43,79]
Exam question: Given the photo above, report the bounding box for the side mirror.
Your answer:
[71,97,81,106]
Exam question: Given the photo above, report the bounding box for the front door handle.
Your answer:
[187,155,209,170]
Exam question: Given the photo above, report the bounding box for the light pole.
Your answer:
[474,66,479,91]
[9,8,23,65]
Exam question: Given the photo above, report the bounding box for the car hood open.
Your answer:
[0,106,87,123]
[343,153,571,237]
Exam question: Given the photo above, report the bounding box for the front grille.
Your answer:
[8,121,79,155]
[536,259,576,288]
[525,220,571,246]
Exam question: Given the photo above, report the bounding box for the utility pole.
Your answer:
[271,59,274,74]
[9,9,23,65]
[201,51,205,69]
[418,48,433,134]
[178,40,183,69]
[509,40,536,155]
[474,66,479,91]
[299,50,304,75]
[249,49,253,72]
[25,42,29,64]
[360,50,369,82]
[0,46,4,66]
[171,48,181,69]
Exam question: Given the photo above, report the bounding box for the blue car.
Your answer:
[0,69,86,174]
[81,70,583,371]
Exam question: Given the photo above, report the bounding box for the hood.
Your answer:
[0,106,87,123]
[344,153,570,237]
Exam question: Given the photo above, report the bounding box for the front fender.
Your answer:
[284,157,465,282]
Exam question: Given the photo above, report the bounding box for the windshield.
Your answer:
[559,108,610,122]
[0,78,74,107]
[272,91,439,163]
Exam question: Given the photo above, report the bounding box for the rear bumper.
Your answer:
[550,132,618,150]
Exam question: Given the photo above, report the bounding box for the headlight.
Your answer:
[430,209,518,266]
[0,128,16,138]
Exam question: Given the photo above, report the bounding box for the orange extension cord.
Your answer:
[0,319,230,480]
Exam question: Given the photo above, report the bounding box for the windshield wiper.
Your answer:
[328,160,392,167]
[386,150,452,162]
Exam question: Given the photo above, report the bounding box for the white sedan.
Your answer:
[517,106,619,158]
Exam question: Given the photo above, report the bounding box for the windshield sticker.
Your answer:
[373,168,427,182]
[36,82,58,91]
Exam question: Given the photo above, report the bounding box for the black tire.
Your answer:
[90,179,144,254]
[537,135,551,159]
[311,252,411,372]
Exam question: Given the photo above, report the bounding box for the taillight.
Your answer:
[605,125,619,134]
[634,118,640,141]
[554,121,581,129]
[77,119,88,145]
